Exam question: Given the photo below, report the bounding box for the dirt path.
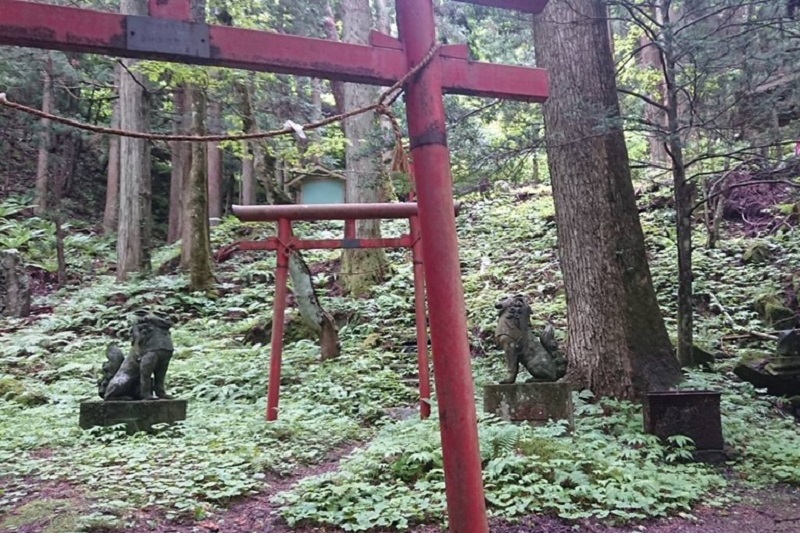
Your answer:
[4,459,800,533]
[156,486,800,533]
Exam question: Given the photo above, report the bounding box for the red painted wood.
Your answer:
[410,215,432,420]
[266,218,291,421]
[397,0,489,531]
[344,219,356,239]
[237,236,413,251]
[441,44,470,60]
[442,57,549,102]
[0,1,548,101]
[148,0,190,20]
[454,0,548,13]
[369,30,402,49]
[0,1,123,54]
[232,202,460,221]
[208,25,407,85]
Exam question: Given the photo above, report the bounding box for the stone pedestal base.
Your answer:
[79,399,187,434]
[643,391,724,462]
[484,382,573,430]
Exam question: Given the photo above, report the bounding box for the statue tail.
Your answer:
[539,324,558,352]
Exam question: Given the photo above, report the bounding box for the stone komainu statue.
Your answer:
[494,295,567,384]
[98,312,175,401]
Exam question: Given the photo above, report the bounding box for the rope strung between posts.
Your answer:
[0,43,442,145]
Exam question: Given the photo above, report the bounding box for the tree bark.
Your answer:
[288,251,340,360]
[639,9,670,170]
[324,1,346,114]
[375,0,392,34]
[103,64,121,235]
[0,250,31,318]
[340,0,389,296]
[168,86,189,243]
[117,0,152,281]
[178,0,214,290]
[34,52,53,216]
[237,81,257,205]
[182,85,214,290]
[207,96,223,224]
[532,0,681,399]
[660,0,694,366]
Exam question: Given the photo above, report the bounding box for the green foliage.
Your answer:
[276,402,723,530]
[0,195,115,275]
[3,185,800,531]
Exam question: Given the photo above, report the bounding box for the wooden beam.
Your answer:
[453,0,548,14]
[442,57,548,102]
[0,0,548,102]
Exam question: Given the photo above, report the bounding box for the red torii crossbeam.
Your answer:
[0,1,550,531]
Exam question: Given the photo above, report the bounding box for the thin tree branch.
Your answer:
[618,87,669,112]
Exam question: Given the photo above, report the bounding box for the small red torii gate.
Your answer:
[223,201,461,423]
[0,1,549,531]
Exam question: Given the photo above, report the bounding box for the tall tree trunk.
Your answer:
[179,0,213,290]
[375,0,392,35]
[237,81,257,205]
[324,1,346,114]
[660,0,694,366]
[117,0,152,281]
[34,52,53,216]
[54,134,75,288]
[207,96,223,224]
[182,86,214,290]
[639,10,670,171]
[340,0,389,296]
[168,86,189,243]
[532,0,681,399]
[103,65,121,235]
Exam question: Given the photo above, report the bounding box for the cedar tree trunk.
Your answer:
[103,64,121,235]
[117,0,152,281]
[533,0,681,399]
[340,0,389,296]
[34,52,53,216]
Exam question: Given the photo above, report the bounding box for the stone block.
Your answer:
[643,390,723,461]
[79,399,187,434]
[484,382,573,430]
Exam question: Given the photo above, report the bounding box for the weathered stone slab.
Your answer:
[79,399,187,434]
[0,249,31,318]
[484,382,573,430]
[643,391,724,462]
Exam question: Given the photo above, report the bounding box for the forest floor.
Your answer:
[148,481,800,533]
[3,189,800,533]
[7,468,800,533]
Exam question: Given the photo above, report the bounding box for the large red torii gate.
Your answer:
[0,1,549,531]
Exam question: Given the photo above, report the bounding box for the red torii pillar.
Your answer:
[0,1,549,530]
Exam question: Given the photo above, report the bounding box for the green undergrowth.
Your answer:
[2,189,800,530]
[276,401,722,531]
[276,368,800,531]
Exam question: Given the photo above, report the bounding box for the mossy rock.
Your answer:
[753,294,796,328]
[0,499,82,533]
[738,349,767,365]
[765,302,795,328]
[0,376,49,406]
[242,312,321,346]
[743,241,771,264]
